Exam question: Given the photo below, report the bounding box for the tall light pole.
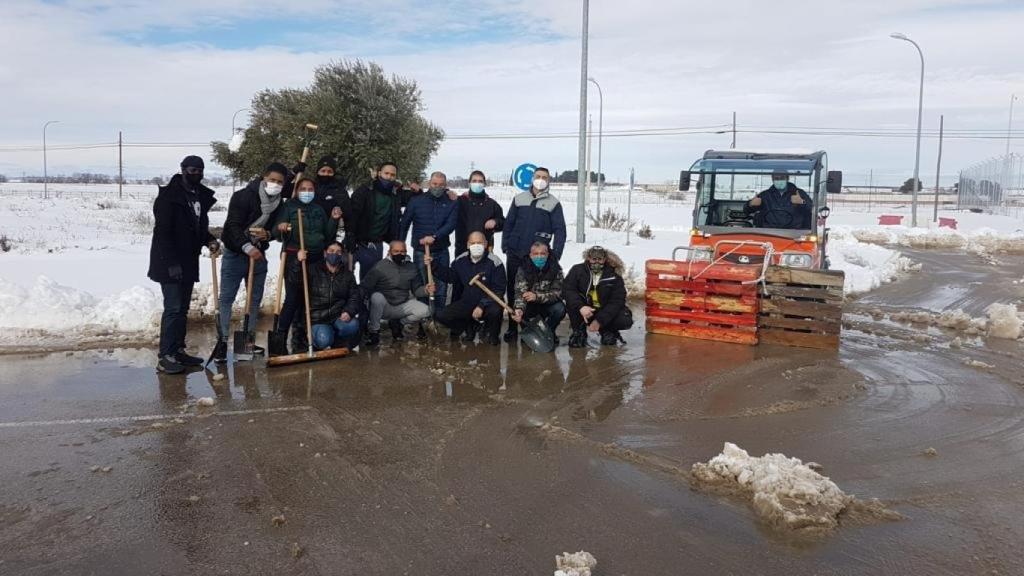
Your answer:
[588,76,603,216]
[891,32,925,227]
[1007,94,1017,159]
[42,120,60,200]
[232,108,251,135]
[575,0,590,244]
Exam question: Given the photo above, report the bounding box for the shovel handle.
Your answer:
[210,253,220,307]
[424,243,435,301]
[242,254,256,318]
[469,274,515,315]
[293,144,311,184]
[273,251,287,315]
[297,209,314,357]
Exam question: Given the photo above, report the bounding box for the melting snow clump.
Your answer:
[554,551,597,576]
[985,303,1022,340]
[196,397,215,407]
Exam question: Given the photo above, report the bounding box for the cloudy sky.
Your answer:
[1,0,1021,185]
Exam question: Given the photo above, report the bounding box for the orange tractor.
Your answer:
[645,150,846,349]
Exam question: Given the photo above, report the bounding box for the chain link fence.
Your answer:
[958,154,1024,218]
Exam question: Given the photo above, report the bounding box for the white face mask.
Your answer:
[468,244,486,258]
[533,178,549,191]
[264,182,283,196]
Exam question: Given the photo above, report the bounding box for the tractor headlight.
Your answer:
[780,253,813,268]
[690,246,713,262]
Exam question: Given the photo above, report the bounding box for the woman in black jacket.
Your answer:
[564,246,633,347]
[302,242,361,350]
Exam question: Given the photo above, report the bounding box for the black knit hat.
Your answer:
[316,156,338,171]
[180,155,205,170]
[264,162,289,177]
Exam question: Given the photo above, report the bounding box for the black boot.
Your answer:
[212,341,227,364]
[389,320,404,341]
[503,325,518,343]
[600,330,621,346]
[175,349,204,367]
[291,330,309,355]
[462,322,479,343]
[364,331,381,347]
[417,323,428,341]
[158,355,186,374]
[568,326,588,348]
[268,332,290,357]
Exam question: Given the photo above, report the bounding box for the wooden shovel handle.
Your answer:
[469,274,515,315]
[210,254,220,306]
[243,254,256,313]
[273,252,287,315]
[424,243,435,299]
[297,209,314,354]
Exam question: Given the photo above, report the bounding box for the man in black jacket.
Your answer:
[212,162,287,362]
[305,242,361,350]
[432,231,507,345]
[454,170,504,256]
[147,155,220,374]
[359,240,433,346]
[311,155,349,242]
[743,170,813,229]
[347,162,402,280]
[564,246,633,347]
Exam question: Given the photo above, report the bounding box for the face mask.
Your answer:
[469,182,485,194]
[589,262,604,273]
[391,253,407,264]
[184,173,203,186]
[429,186,445,198]
[325,253,345,267]
[469,244,486,258]
[773,180,788,191]
[378,179,395,191]
[264,182,282,196]
[298,191,314,204]
[532,178,549,191]
[316,174,333,185]
[531,256,547,268]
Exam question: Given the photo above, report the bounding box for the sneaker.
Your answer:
[175,349,203,366]
[568,327,588,348]
[389,320,404,341]
[364,331,381,347]
[252,344,265,356]
[416,323,428,341]
[212,341,227,364]
[503,326,518,343]
[157,355,186,374]
[600,330,621,346]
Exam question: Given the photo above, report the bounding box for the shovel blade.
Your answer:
[267,329,288,357]
[519,317,556,353]
[233,329,255,360]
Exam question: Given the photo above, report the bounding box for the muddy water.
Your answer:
[1,250,1024,575]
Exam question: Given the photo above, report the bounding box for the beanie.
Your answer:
[180,155,205,170]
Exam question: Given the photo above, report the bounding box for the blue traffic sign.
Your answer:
[512,163,537,191]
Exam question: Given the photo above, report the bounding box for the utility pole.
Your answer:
[868,169,874,212]
[588,77,603,216]
[890,33,925,227]
[933,115,944,223]
[118,131,124,200]
[575,0,590,244]
[731,111,737,149]
[586,115,593,212]
[626,168,634,246]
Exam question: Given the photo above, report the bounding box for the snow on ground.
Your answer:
[554,551,597,576]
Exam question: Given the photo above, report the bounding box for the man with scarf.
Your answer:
[564,246,633,347]
[400,171,457,329]
[211,162,288,363]
[347,162,402,280]
[147,155,219,374]
[511,241,566,346]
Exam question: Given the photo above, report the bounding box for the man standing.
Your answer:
[564,246,633,347]
[147,155,219,374]
[310,155,349,242]
[501,166,566,342]
[360,240,433,346]
[511,242,566,344]
[744,170,813,229]
[432,231,507,345]
[347,162,402,279]
[400,171,457,319]
[213,162,287,362]
[454,170,504,256]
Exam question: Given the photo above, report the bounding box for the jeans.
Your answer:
[522,301,567,334]
[312,318,361,350]
[159,282,194,357]
[277,254,320,339]
[354,242,383,282]
[414,247,449,314]
[217,249,267,339]
[367,292,431,332]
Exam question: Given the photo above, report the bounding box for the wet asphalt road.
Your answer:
[2,249,1024,575]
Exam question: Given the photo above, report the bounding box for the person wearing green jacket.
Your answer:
[271,177,338,352]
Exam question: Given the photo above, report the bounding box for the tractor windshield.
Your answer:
[690,158,816,232]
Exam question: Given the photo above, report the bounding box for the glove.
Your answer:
[292,162,308,175]
[168,265,183,281]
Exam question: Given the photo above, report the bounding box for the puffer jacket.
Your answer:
[432,251,507,309]
[513,259,564,310]
[359,257,427,306]
[501,189,566,260]
[271,201,337,255]
[563,263,627,327]
[400,190,457,249]
[307,262,360,325]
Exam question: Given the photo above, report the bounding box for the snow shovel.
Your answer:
[266,209,351,368]
[267,252,289,357]
[468,274,556,353]
[423,243,439,335]
[204,254,224,367]
[232,255,257,361]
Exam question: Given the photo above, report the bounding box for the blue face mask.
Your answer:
[773,180,788,191]
[298,191,314,204]
[531,256,547,269]
[469,182,485,194]
[325,253,345,267]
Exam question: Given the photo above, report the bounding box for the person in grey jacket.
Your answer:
[359,240,434,346]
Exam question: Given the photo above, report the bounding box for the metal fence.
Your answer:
[958,153,1024,218]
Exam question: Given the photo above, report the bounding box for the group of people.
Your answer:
[147,155,633,375]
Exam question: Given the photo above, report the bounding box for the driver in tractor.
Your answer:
[743,170,813,229]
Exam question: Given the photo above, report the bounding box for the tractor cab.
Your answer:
[679,150,841,270]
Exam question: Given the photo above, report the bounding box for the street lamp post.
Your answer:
[1007,94,1017,159]
[588,77,603,216]
[232,108,251,135]
[43,120,60,200]
[575,0,590,244]
[891,32,925,227]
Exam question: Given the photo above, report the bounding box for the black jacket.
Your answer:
[347,179,402,249]
[433,252,507,310]
[308,262,360,325]
[147,174,217,284]
[564,263,627,327]
[744,183,813,229]
[454,190,505,255]
[221,179,283,254]
[360,258,427,306]
[313,176,351,231]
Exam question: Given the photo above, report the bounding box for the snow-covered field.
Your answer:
[0,181,1021,349]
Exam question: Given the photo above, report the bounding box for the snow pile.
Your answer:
[826,228,913,295]
[0,277,160,334]
[887,306,1022,339]
[692,442,853,533]
[554,551,597,576]
[846,225,1024,255]
[228,132,245,153]
[985,303,1023,340]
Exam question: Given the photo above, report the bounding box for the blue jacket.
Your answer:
[400,190,457,250]
[432,251,507,309]
[501,189,566,261]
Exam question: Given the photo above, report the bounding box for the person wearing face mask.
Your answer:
[400,171,457,322]
[500,166,566,342]
[564,246,633,348]
[147,155,220,374]
[743,170,813,229]
[211,162,288,362]
[359,240,434,347]
[431,231,507,345]
[454,170,504,257]
[347,162,403,281]
[308,156,349,241]
[511,242,566,345]
[272,177,339,353]
[305,242,361,350]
